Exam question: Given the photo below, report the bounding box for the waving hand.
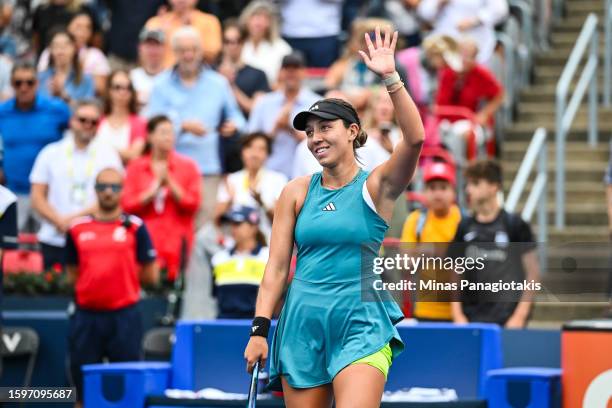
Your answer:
[358,26,399,78]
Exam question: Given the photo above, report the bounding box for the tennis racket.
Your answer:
[247,360,260,408]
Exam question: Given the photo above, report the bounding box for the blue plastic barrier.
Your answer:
[171,320,276,392]
[148,403,487,408]
[501,329,560,368]
[147,401,488,407]
[485,367,562,408]
[83,320,504,406]
[389,322,503,398]
[83,362,171,408]
[170,320,501,396]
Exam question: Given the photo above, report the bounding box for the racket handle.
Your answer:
[247,360,260,408]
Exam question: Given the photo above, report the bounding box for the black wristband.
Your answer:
[250,316,271,337]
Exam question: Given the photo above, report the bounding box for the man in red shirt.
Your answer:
[65,168,158,406]
[436,38,504,160]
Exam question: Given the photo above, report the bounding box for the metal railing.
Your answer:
[555,13,599,229]
[509,0,534,86]
[553,0,565,22]
[535,0,553,50]
[495,0,537,128]
[496,32,516,127]
[505,128,548,270]
[605,0,612,107]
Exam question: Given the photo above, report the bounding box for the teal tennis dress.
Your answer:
[268,169,405,391]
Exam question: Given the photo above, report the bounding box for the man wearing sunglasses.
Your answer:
[65,167,158,406]
[30,100,122,269]
[0,61,70,231]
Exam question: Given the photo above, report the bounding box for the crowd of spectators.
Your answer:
[1,0,516,322]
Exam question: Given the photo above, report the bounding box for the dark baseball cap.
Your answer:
[139,28,165,43]
[281,51,306,68]
[222,206,260,225]
[293,99,360,131]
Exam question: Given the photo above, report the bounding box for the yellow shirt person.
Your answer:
[401,162,462,321]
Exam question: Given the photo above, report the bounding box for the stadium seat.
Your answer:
[485,367,562,408]
[0,326,39,387]
[143,327,176,361]
[2,233,43,274]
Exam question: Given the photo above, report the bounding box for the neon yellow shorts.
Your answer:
[350,343,393,379]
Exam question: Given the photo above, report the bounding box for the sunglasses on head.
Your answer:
[77,116,100,127]
[13,79,36,88]
[95,183,122,193]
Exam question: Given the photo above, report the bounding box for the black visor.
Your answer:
[293,100,360,131]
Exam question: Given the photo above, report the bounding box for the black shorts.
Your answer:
[40,243,65,270]
[68,303,143,401]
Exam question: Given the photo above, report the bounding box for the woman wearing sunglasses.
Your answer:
[121,115,201,284]
[96,70,147,164]
[244,27,424,407]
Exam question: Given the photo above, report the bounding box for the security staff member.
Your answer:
[212,206,268,318]
[65,168,158,406]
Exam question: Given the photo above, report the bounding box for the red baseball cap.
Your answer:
[423,162,456,186]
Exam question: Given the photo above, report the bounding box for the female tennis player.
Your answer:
[244,26,425,407]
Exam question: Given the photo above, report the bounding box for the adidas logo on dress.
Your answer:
[322,202,337,211]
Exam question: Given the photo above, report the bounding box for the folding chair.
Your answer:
[0,326,40,387]
[142,327,175,361]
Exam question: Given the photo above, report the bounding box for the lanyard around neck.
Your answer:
[242,169,263,191]
[66,138,96,181]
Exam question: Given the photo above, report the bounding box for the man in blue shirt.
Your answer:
[247,52,320,179]
[0,61,70,230]
[145,26,245,226]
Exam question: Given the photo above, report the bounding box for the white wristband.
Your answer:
[382,72,401,87]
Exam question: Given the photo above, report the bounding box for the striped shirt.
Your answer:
[212,245,268,318]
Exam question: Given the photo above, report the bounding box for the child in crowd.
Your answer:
[451,159,538,327]
[212,206,268,318]
[401,161,462,321]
